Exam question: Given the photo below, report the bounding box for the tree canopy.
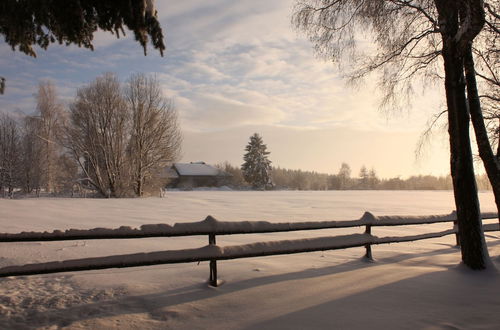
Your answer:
[0,0,165,57]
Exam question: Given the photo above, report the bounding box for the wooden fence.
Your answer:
[0,211,498,287]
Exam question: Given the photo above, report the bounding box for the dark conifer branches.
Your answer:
[0,0,165,57]
[241,133,273,189]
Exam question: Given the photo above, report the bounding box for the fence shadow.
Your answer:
[3,242,492,329]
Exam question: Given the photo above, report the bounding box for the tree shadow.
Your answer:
[242,265,500,330]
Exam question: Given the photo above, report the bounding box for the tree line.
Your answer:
[218,161,491,191]
[0,73,181,198]
[228,133,491,191]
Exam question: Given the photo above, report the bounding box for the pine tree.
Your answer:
[241,133,273,189]
[359,165,369,189]
[0,0,165,58]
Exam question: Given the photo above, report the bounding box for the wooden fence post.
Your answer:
[208,233,218,287]
[453,220,460,246]
[361,211,376,260]
[365,224,372,260]
[452,211,460,246]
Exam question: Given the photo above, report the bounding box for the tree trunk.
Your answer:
[135,172,143,197]
[464,45,500,221]
[436,0,490,269]
[135,159,144,197]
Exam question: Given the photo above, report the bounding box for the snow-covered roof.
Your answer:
[173,162,224,176]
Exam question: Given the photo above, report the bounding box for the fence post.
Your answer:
[361,212,375,260]
[365,224,372,260]
[208,233,218,287]
[452,210,460,246]
[453,220,461,246]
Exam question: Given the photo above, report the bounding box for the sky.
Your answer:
[0,0,459,179]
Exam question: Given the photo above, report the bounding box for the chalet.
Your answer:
[167,162,231,188]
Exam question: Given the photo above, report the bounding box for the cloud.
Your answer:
[175,61,229,82]
[181,93,286,130]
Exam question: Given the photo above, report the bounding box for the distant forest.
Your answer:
[216,162,492,191]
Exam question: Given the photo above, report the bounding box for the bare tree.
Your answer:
[0,113,21,197]
[338,162,351,190]
[125,73,182,196]
[11,83,74,196]
[293,0,490,269]
[19,116,44,195]
[412,2,500,217]
[474,1,499,151]
[33,81,65,193]
[65,73,129,198]
[464,2,500,219]
[216,162,247,187]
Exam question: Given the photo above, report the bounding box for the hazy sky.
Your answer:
[0,0,457,178]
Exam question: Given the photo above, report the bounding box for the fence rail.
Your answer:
[0,211,498,286]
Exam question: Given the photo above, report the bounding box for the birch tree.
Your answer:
[34,81,65,193]
[20,116,44,194]
[338,163,351,190]
[293,0,490,269]
[125,74,181,196]
[0,113,21,197]
[65,73,129,197]
[465,2,500,220]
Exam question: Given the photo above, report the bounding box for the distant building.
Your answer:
[167,162,231,188]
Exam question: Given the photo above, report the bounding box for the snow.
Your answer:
[0,190,498,329]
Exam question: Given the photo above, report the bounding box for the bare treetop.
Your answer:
[292,0,443,109]
[0,0,165,57]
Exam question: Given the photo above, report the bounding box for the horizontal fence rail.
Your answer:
[1,212,497,242]
[0,211,498,286]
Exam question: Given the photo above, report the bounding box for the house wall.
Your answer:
[173,176,227,189]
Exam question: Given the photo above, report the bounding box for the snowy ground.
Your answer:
[0,190,498,330]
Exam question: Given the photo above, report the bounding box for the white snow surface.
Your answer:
[0,190,499,329]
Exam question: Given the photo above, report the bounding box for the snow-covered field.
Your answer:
[0,190,498,330]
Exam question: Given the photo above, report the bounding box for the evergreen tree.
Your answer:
[368,168,379,189]
[359,165,369,189]
[241,133,273,189]
[0,0,165,58]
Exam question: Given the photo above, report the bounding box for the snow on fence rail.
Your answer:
[0,211,498,287]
